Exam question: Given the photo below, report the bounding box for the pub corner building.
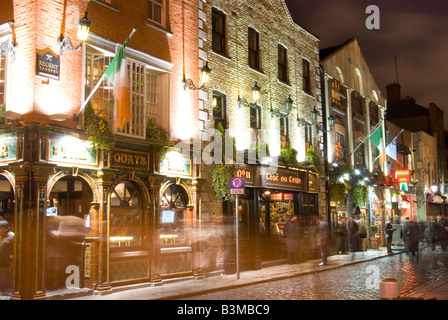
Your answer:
[0,0,206,299]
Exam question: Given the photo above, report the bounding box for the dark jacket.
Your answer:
[284,219,300,240]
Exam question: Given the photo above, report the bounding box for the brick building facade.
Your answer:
[0,0,203,299]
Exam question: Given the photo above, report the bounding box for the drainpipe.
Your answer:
[319,65,332,228]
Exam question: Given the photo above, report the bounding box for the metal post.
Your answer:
[235,194,240,280]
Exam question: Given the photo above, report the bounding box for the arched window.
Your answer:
[160,184,189,246]
[110,181,143,248]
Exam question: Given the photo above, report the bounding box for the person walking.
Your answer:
[317,218,329,266]
[385,217,396,255]
[337,216,348,254]
[402,217,411,253]
[0,220,14,295]
[439,216,448,251]
[428,218,438,251]
[347,216,359,252]
[283,215,300,264]
[408,221,420,256]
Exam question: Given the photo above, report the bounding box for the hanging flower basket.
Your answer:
[85,114,115,151]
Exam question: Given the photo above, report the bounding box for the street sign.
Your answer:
[229,177,245,194]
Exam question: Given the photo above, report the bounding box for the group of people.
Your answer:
[382,215,448,256]
[394,216,448,256]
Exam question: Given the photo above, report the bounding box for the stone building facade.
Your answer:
[197,0,326,271]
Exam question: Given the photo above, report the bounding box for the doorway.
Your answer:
[46,176,92,291]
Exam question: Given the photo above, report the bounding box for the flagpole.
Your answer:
[347,120,382,159]
[74,27,138,120]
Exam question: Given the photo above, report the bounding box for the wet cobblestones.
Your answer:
[184,248,448,300]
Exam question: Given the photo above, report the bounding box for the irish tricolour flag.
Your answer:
[105,37,131,131]
[369,123,386,164]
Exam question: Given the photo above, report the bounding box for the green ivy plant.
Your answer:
[329,183,347,205]
[305,145,323,175]
[280,142,300,167]
[84,102,115,151]
[211,164,235,201]
[352,185,368,207]
[146,118,173,159]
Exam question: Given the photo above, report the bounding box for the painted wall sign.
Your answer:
[110,149,149,171]
[36,49,60,80]
[160,151,192,176]
[49,137,97,166]
[0,136,17,162]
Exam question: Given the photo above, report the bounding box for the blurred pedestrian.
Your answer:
[428,218,438,251]
[284,215,300,264]
[0,220,13,295]
[408,221,419,256]
[385,217,396,255]
[402,217,411,253]
[337,216,348,254]
[440,216,448,251]
[317,218,329,266]
[347,216,359,252]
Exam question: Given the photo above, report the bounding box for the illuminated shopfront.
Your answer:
[222,164,320,273]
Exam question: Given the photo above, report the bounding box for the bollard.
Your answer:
[380,278,399,299]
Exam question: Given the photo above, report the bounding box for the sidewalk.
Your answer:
[65,248,391,300]
[406,274,448,300]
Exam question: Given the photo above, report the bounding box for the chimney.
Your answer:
[386,83,401,104]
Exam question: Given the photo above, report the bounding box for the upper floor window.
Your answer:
[250,105,261,130]
[248,28,260,70]
[85,46,161,139]
[302,59,311,94]
[0,55,6,107]
[148,0,165,27]
[280,117,289,148]
[278,45,288,83]
[213,92,227,130]
[334,132,345,162]
[212,8,226,55]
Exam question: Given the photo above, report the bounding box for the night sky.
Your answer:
[285,0,448,127]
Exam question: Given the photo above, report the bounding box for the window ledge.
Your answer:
[91,0,120,12]
[277,79,291,87]
[145,19,173,36]
[210,49,232,61]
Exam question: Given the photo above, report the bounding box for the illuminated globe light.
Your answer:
[77,12,93,42]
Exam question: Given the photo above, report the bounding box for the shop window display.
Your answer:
[160,184,189,246]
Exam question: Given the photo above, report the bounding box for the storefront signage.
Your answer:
[394,169,410,183]
[235,165,254,186]
[49,137,97,166]
[36,49,60,80]
[0,137,17,162]
[262,168,306,191]
[160,151,191,176]
[110,149,149,171]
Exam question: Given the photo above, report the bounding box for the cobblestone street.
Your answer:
[181,248,448,300]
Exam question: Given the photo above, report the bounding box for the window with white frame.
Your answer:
[85,46,160,139]
[148,0,165,27]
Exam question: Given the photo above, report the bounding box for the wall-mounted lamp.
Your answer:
[59,12,92,55]
[183,61,212,90]
[298,106,335,133]
[271,95,293,118]
[238,82,261,108]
